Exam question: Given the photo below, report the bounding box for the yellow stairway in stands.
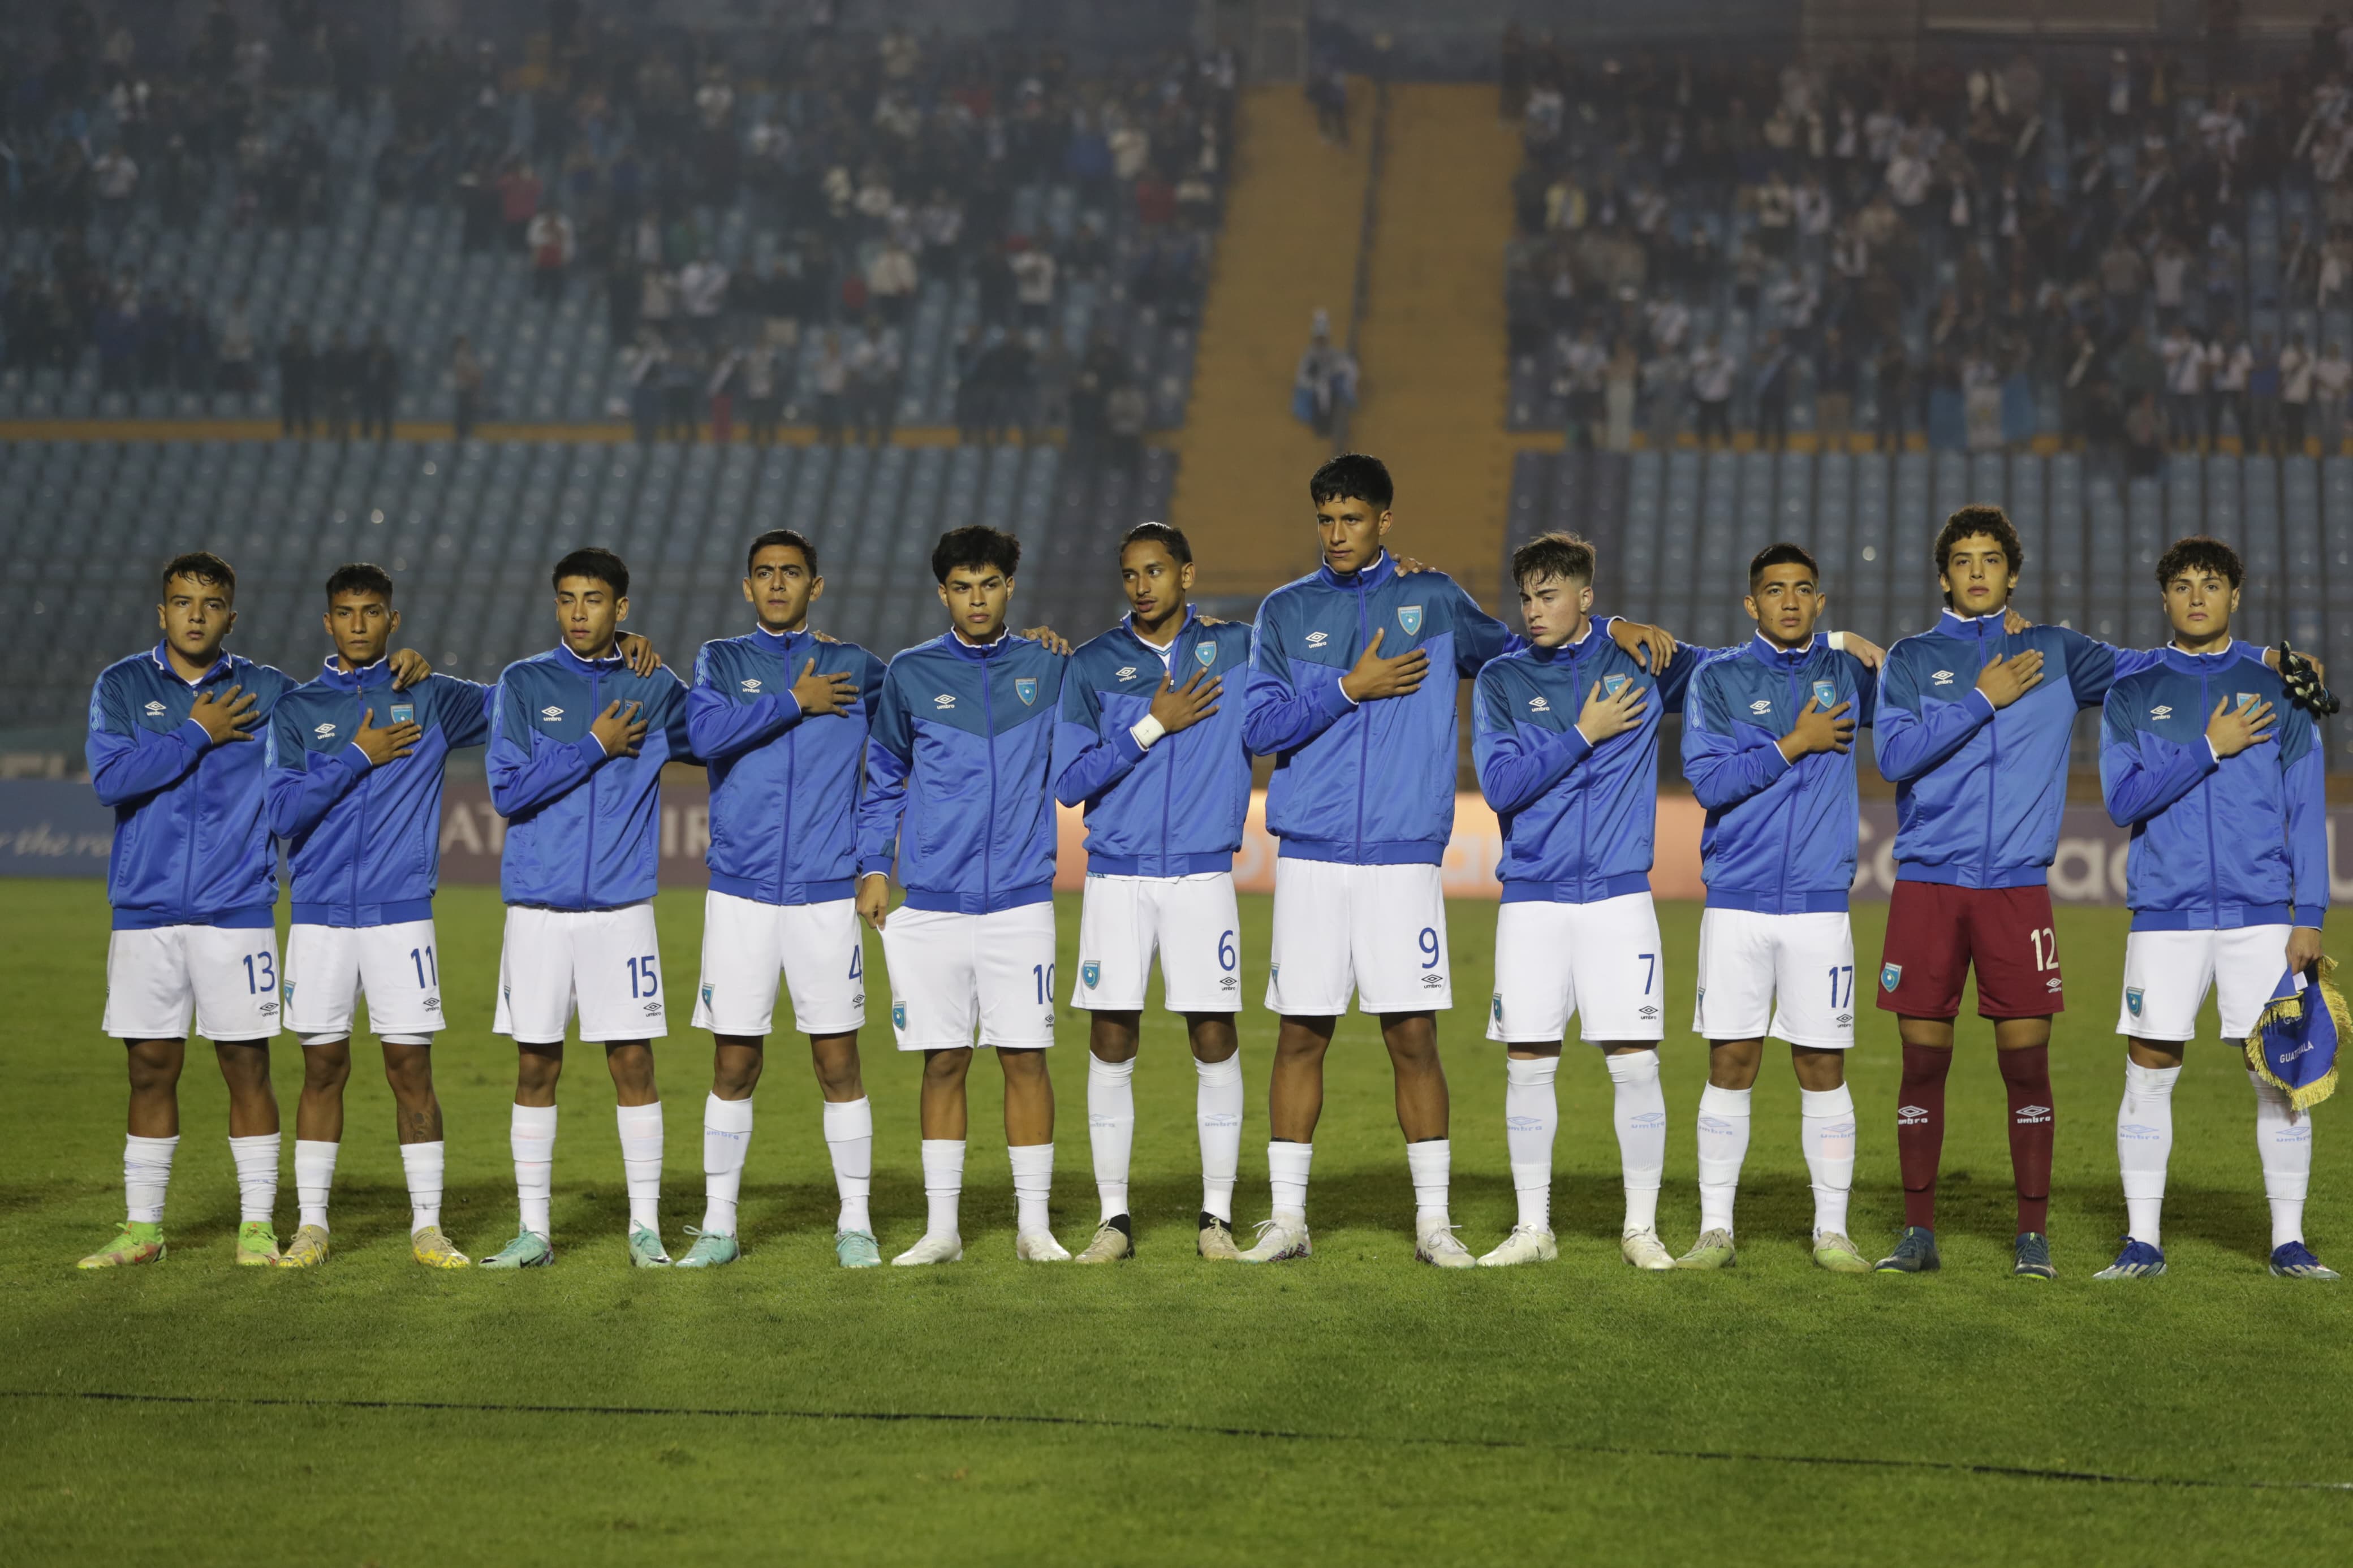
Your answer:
[1170,81,1374,598]
[1347,84,1521,607]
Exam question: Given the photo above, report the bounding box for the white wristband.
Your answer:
[1828,630,1848,653]
[1130,714,1167,750]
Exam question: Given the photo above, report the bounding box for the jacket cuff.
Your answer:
[1122,716,1160,755]
[337,743,373,776]
[176,718,213,752]
[1967,688,1998,724]
[1318,670,1359,715]
[2295,905,2328,930]
[776,691,802,725]
[858,858,894,880]
[1559,724,1596,764]
[576,732,614,766]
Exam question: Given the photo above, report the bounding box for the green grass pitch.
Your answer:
[1,880,2347,1565]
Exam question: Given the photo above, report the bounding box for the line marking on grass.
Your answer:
[6,1388,2349,1494]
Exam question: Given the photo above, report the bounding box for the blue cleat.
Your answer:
[2013,1231,2057,1280]
[674,1228,739,1269]
[2093,1238,2166,1279]
[2270,1241,2341,1280]
[1874,1226,1940,1273]
[835,1229,882,1268]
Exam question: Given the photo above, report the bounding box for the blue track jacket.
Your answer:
[87,643,294,931]
[1680,633,1878,914]
[1473,619,1713,902]
[858,631,1067,914]
[1053,609,1256,877]
[691,625,886,906]
[1245,552,1519,865]
[487,645,692,910]
[267,658,490,927]
[2100,642,2328,931]
[1875,610,2170,887]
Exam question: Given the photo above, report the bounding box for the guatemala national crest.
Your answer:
[1490,993,1503,1024]
[1397,604,1423,637]
[1081,961,1101,989]
[1813,679,1838,709]
[891,1001,908,1031]
[1014,677,1038,706]
[2126,987,2144,1017]
[1604,672,1631,699]
[1195,642,1217,669]
[1881,963,1903,992]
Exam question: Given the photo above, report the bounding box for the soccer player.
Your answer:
[1675,543,1877,1273]
[480,547,694,1269]
[857,525,1071,1264]
[682,529,887,1270]
[79,551,427,1269]
[1053,522,1255,1263]
[2095,536,2336,1281]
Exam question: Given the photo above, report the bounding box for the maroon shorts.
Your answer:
[1876,880,2065,1020]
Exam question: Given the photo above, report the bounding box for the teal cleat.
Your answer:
[628,1225,673,1268]
[674,1228,739,1269]
[835,1229,882,1268]
[479,1232,554,1270]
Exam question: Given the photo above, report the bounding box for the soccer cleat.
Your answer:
[1620,1228,1676,1271]
[891,1232,963,1266]
[1415,1220,1477,1268]
[1074,1215,1134,1264]
[276,1224,331,1269]
[1477,1225,1558,1267]
[1874,1226,1941,1273]
[1812,1233,1871,1273]
[1196,1213,1240,1261]
[673,1228,739,1269]
[1238,1215,1312,1263]
[835,1229,882,1268]
[628,1225,674,1268]
[1015,1229,1072,1262]
[235,1221,281,1268]
[2271,1241,2342,1280]
[2093,1238,2166,1280]
[410,1226,471,1268]
[76,1221,165,1270]
[2013,1231,2057,1281]
[479,1231,554,1269]
[1675,1228,1738,1269]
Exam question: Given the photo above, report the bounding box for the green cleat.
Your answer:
[1675,1228,1738,1269]
[628,1225,673,1268]
[674,1228,739,1269]
[479,1232,554,1270]
[1812,1233,1871,1273]
[2014,1231,2057,1281]
[77,1221,165,1270]
[1875,1226,1941,1273]
[235,1221,281,1268]
[835,1229,882,1268]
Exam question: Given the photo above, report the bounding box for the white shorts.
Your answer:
[691,890,867,1037]
[102,924,282,1042]
[880,902,1058,1051]
[2117,926,2296,1042]
[1266,859,1451,1015]
[1486,892,1665,1044]
[1072,871,1244,1013]
[1691,908,1858,1049]
[494,902,669,1045]
[283,918,445,1039]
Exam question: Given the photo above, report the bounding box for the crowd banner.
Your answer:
[11,781,2353,910]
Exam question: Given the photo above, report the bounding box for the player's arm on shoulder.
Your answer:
[1448,576,1523,670]
[1608,615,1678,673]
[433,673,496,750]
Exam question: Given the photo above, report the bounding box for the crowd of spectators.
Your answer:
[1501,21,2353,466]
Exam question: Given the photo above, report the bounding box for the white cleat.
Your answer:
[1237,1214,1312,1263]
[1621,1227,1677,1271]
[1478,1225,1559,1267]
[1415,1220,1477,1269]
[1015,1229,1071,1262]
[891,1232,964,1266]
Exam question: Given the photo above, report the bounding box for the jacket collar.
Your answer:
[151,640,234,686]
[550,641,627,675]
[2161,637,2240,672]
[1315,548,1395,592]
[750,623,815,656]
[1525,614,1610,664]
[1124,606,1199,651]
[1747,630,1824,669]
[318,654,393,692]
[1937,608,2008,637]
[942,627,1015,663]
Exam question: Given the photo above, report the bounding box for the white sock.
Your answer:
[399,1141,445,1233]
[617,1101,665,1233]
[227,1133,280,1225]
[1406,1138,1452,1229]
[822,1096,874,1233]
[1268,1139,1312,1220]
[1695,1084,1752,1236]
[1799,1085,1857,1238]
[921,1138,965,1238]
[1195,1053,1243,1222]
[2252,1068,2312,1249]
[1505,1055,1560,1232]
[124,1133,177,1224]
[294,1139,338,1232]
[1010,1142,1055,1234]
[511,1103,557,1238]
[1606,1049,1667,1233]
[1087,1054,1136,1221]
[700,1092,753,1237]
[2118,1060,2180,1246]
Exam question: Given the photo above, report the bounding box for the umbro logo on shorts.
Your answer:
[423,997,441,1011]
[1220,975,1238,990]
[1932,670,1954,686]
[143,699,167,716]
[740,679,762,692]
[258,1001,278,1015]
[2046,975,2063,991]
[1897,1104,1930,1124]
[2150,705,2173,720]
[933,693,956,709]
[1305,632,1329,650]
[643,1001,661,1014]
[1638,1004,1658,1017]
[1422,973,1445,988]
[2016,1103,2052,1124]
[1834,1013,1852,1026]
[1115,666,1139,681]
[540,706,563,721]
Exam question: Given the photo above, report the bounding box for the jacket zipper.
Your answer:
[778,636,796,898]
[1573,634,1592,899]
[981,649,997,907]
[180,670,206,917]
[2199,667,2217,920]
[350,681,369,917]
[1782,653,1804,914]
[1158,630,1175,875]
[1979,621,1998,885]
[582,666,602,908]
[1353,577,1371,859]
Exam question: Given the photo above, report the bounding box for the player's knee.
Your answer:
[922,1047,972,1085]
[302,1048,351,1093]
[124,1039,184,1091]
[808,1038,861,1098]
[997,1047,1049,1084]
